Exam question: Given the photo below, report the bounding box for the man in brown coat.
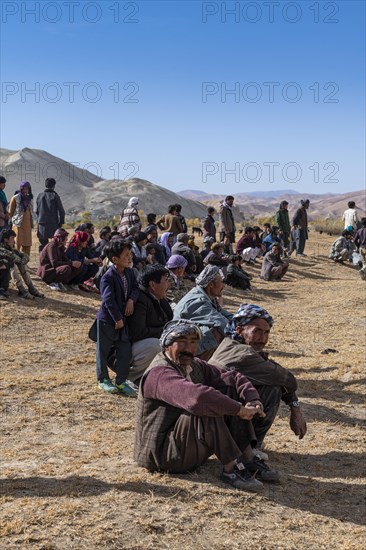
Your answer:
[219,196,236,252]
[211,304,307,457]
[157,205,183,236]
[134,320,280,492]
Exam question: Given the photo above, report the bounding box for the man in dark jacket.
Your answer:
[134,319,279,491]
[211,304,307,457]
[275,201,291,249]
[127,265,173,382]
[171,233,197,273]
[292,199,310,256]
[36,178,65,251]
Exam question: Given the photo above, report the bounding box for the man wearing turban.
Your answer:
[173,265,233,359]
[134,319,280,492]
[211,304,307,458]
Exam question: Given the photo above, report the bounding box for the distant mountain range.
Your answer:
[1,148,364,222]
[179,189,301,199]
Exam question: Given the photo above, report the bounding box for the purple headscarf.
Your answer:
[19,181,33,209]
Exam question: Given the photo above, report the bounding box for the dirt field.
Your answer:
[1,231,365,550]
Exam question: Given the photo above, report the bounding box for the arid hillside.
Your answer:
[0,231,365,549]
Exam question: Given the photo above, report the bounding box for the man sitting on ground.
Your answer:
[328,230,356,263]
[261,243,289,281]
[127,265,173,383]
[211,304,307,456]
[0,229,44,299]
[171,233,197,274]
[173,265,233,359]
[134,319,279,492]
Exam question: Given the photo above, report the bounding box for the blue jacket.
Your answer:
[96,266,139,326]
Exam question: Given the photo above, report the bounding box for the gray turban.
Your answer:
[160,320,202,349]
[177,233,189,242]
[195,265,223,287]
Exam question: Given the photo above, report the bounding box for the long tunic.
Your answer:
[9,196,32,248]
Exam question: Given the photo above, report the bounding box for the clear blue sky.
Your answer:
[1,0,365,194]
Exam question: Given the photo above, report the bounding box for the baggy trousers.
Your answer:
[162,386,257,473]
[96,320,132,385]
[251,385,282,447]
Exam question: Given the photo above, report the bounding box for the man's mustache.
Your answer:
[178,352,194,359]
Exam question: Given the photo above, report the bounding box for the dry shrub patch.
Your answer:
[0,232,365,549]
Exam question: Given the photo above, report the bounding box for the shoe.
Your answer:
[0,293,6,300]
[244,456,281,482]
[18,287,35,300]
[98,379,118,394]
[28,285,44,298]
[48,282,62,291]
[125,379,139,392]
[59,283,68,292]
[115,381,138,397]
[253,449,269,461]
[221,462,263,493]
[0,288,9,298]
[68,284,80,291]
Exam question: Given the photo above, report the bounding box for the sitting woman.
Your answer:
[165,254,189,307]
[261,243,289,281]
[159,231,174,261]
[329,230,357,263]
[145,243,157,265]
[37,228,83,291]
[66,231,102,289]
[224,255,252,290]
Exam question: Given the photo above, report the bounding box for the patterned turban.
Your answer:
[160,320,202,349]
[195,265,223,288]
[226,303,274,335]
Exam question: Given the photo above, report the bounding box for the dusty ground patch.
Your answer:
[1,232,365,549]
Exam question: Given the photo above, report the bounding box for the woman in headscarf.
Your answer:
[66,231,102,289]
[8,181,34,254]
[159,232,174,261]
[0,176,10,233]
[117,197,141,238]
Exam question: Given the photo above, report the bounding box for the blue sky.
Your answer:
[1,0,365,194]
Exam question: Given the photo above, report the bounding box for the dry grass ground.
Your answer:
[1,232,365,549]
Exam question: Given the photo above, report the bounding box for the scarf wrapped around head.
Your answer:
[160,232,173,258]
[128,196,139,208]
[68,231,89,248]
[19,181,33,209]
[195,265,223,288]
[0,177,7,206]
[160,320,202,349]
[226,303,274,336]
[166,254,187,270]
[53,228,69,245]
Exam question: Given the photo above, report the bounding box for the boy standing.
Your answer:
[96,239,139,396]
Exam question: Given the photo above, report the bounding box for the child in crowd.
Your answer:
[94,239,139,396]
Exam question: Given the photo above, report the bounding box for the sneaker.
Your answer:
[115,381,137,397]
[221,462,264,493]
[0,288,9,298]
[244,456,281,482]
[68,284,80,291]
[253,449,269,461]
[125,379,139,392]
[59,283,69,292]
[48,282,62,291]
[0,293,6,300]
[98,378,118,394]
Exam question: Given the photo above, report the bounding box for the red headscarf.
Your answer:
[68,231,90,248]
